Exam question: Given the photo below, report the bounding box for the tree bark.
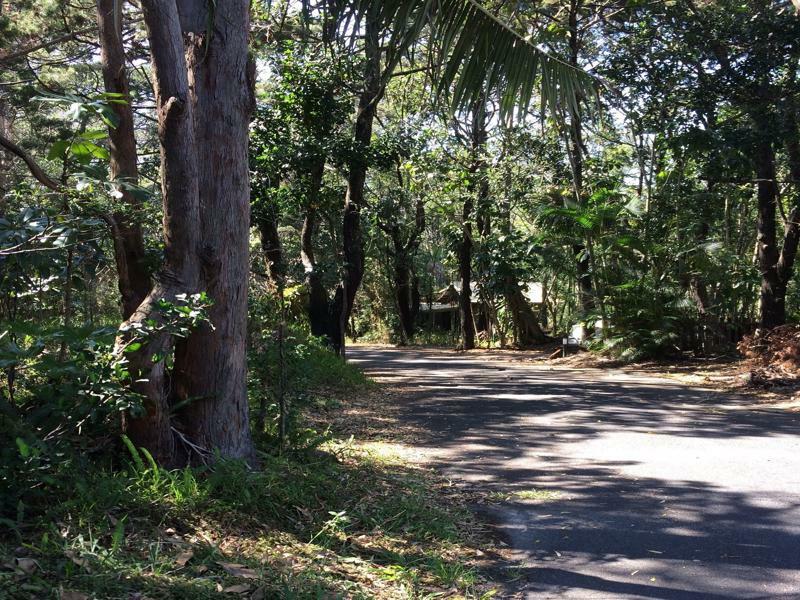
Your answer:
[753,123,784,329]
[95,0,152,319]
[123,0,202,464]
[169,0,255,461]
[334,13,381,356]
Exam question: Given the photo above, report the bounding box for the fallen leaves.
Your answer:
[64,550,90,571]
[218,561,260,579]
[174,549,194,567]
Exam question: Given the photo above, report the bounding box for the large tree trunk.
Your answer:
[169,0,255,461]
[123,0,202,464]
[122,0,255,465]
[95,0,151,319]
[753,125,784,329]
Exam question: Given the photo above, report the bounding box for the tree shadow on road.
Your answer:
[348,347,800,599]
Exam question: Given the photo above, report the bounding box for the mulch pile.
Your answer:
[737,325,800,387]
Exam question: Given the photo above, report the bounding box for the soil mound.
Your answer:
[738,325,800,386]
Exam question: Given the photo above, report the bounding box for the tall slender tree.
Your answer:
[95,0,152,319]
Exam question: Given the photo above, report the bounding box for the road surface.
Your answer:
[348,346,800,599]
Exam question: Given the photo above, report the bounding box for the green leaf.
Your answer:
[111,517,125,553]
[47,140,71,161]
[15,437,30,458]
[69,140,110,163]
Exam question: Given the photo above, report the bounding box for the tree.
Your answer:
[608,0,800,329]
[122,0,255,464]
[95,0,151,319]
[326,0,594,354]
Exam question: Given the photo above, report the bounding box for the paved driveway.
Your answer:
[348,347,800,599]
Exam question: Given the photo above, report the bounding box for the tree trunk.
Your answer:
[394,248,414,340]
[411,272,421,327]
[95,0,151,319]
[300,161,336,342]
[169,0,255,461]
[567,0,595,318]
[458,193,476,350]
[334,14,381,355]
[774,104,800,320]
[457,103,490,351]
[123,0,202,464]
[385,196,424,342]
[505,281,549,347]
[753,124,784,329]
[256,191,284,289]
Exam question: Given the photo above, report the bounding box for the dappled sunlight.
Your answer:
[351,346,800,598]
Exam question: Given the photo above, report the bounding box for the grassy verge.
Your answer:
[1,356,499,599]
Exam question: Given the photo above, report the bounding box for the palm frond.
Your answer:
[432,0,594,120]
[338,0,597,121]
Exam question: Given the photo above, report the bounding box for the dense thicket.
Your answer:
[1,0,799,489]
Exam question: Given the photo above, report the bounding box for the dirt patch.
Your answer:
[737,325,800,389]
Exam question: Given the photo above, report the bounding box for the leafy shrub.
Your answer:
[590,278,692,362]
[249,325,367,448]
[0,295,212,525]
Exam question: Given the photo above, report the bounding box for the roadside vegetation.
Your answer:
[2,351,498,599]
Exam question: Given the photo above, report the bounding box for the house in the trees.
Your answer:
[419,281,545,333]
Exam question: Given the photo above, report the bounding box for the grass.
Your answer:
[1,413,498,599]
[487,488,562,503]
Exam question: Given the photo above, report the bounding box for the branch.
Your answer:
[391,65,431,78]
[0,28,94,65]
[0,133,62,191]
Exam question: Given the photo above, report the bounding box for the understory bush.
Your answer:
[0,295,211,524]
[589,278,691,362]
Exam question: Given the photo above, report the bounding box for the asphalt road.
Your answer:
[348,346,800,599]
